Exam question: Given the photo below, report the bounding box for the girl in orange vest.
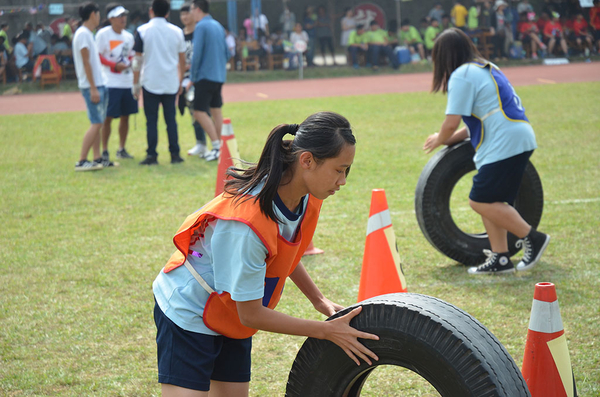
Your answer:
[153,111,379,396]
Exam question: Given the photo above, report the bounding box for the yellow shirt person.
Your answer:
[451,2,469,29]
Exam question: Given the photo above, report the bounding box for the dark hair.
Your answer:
[105,2,121,15]
[192,0,209,13]
[401,18,410,27]
[356,24,364,31]
[180,2,192,12]
[225,112,356,223]
[431,28,485,93]
[152,0,170,17]
[442,13,451,20]
[1,23,8,29]
[369,20,378,27]
[79,2,100,21]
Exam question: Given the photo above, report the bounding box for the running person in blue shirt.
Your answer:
[153,112,378,396]
[423,28,550,275]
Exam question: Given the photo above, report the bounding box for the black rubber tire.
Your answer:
[286,293,530,397]
[415,140,544,266]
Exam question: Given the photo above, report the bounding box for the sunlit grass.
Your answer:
[1,82,599,395]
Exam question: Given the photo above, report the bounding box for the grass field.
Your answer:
[1,81,599,396]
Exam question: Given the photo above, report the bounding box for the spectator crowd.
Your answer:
[2,0,600,81]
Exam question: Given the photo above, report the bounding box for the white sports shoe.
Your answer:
[187,143,207,156]
[205,148,220,162]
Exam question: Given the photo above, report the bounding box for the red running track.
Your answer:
[0,62,598,116]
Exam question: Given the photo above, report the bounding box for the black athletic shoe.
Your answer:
[75,159,103,172]
[516,229,551,271]
[116,148,134,159]
[95,156,118,168]
[170,153,184,164]
[468,250,515,275]
[139,155,159,166]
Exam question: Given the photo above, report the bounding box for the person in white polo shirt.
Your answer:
[96,3,138,165]
[132,0,186,165]
[72,2,108,172]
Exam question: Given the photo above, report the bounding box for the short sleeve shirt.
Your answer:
[399,26,423,44]
[133,18,186,95]
[95,26,135,88]
[153,191,309,335]
[72,26,107,89]
[14,42,29,68]
[446,63,537,168]
[347,30,366,45]
[451,4,469,27]
[367,29,388,44]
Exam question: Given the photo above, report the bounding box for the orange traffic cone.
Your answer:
[302,240,324,256]
[357,189,407,302]
[215,118,242,197]
[521,282,577,397]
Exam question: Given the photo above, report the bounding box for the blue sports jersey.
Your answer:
[446,62,537,169]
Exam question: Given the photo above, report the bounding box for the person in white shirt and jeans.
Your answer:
[132,0,186,165]
[72,2,108,172]
[96,4,138,164]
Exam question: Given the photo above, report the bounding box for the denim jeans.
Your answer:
[143,88,180,157]
[348,46,367,66]
[81,86,108,125]
[369,45,399,68]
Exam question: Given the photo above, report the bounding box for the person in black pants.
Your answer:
[132,0,186,165]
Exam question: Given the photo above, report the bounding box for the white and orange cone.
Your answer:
[357,189,407,302]
[521,282,577,397]
[215,118,242,197]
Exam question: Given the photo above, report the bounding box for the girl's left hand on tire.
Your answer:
[325,306,379,366]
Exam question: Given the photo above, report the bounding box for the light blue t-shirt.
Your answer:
[446,62,537,169]
[153,190,308,335]
[14,42,30,68]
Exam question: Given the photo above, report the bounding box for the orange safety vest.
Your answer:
[163,192,322,339]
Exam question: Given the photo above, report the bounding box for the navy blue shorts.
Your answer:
[469,150,533,205]
[107,87,138,118]
[153,300,252,391]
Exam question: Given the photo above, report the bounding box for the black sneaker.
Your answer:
[139,155,158,166]
[101,150,109,162]
[95,157,118,168]
[75,159,103,172]
[516,229,551,271]
[171,153,184,164]
[116,148,134,159]
[204,148,220,162]
[467,250,515,275]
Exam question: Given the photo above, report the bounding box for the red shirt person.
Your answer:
[543,12,568,56]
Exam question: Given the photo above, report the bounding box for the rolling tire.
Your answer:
[286,294,530,397]
[415,140,544,266]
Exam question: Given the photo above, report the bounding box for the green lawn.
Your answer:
[1,82,599,396]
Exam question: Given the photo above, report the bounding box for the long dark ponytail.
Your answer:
[224,111,355,223]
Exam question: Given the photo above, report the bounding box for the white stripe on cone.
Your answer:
[528,299,564,334]
[366,209,391,236]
